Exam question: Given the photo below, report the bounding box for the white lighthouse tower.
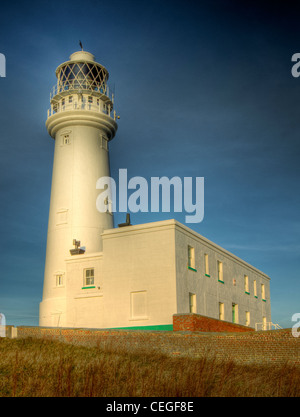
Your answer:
[40,49,118,327]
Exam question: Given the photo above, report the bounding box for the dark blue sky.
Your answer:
[0,0,299,328]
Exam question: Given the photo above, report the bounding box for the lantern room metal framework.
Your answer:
[47,51,116,121]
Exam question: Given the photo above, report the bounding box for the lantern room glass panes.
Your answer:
[57,62,108,93]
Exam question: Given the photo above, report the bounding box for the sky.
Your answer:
[0,0,299,329]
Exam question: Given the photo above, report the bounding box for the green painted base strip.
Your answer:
[82,286,96,289]
[188,266,197,272]
[109,324,173,331]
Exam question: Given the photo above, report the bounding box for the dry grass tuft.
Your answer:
[0,337,299,397]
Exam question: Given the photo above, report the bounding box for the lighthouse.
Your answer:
[39,49,271,331]
[40,50,118,326]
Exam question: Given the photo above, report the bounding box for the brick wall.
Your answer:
[173,313,255,332]
[13,325,300,366]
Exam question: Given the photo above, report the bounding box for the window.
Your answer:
[100,135,108,151]
[63,134,70,145]
[254,280,257,297]
[189,293,196,313]
[88,96,93,103]
[62,98,65,106]
[56,274,63,287]
[204,253,209,276]
[262,316,267,330]
[261,284,266,300]
[217,261,223,282]
[219,302,224,321]
[69,96,73,103]
[188,246,195,270]
[232,303,238,323]
[84,268,94,287]
[245,311,250,326]
[244,275,249,293]
[97,98,100,106]
[57,62,107,93]
[103,195,113,215]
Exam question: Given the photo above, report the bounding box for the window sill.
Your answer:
[218,280,224,284]
[205,274,210,277]
[245,291,250,295]
[129,317,149,321]
[188,266,197,272]
[254,295,258,298]
[262,299,266,302]
[82,286,96,289]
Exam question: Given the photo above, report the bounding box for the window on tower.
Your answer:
[56,274,64,287]
[63,134,70,145]
[100,135,108,151]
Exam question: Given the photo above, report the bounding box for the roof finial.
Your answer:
[79,40,83,51]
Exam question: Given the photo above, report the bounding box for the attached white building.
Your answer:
[39,50,271,330]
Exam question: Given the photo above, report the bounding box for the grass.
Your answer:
[0,337,299,397]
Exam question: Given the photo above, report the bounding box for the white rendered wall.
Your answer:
[46,219,271,330]
[58,221,177,329]
[101,222,177,329]
[65,253,104,328]
[174,221,271,328]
